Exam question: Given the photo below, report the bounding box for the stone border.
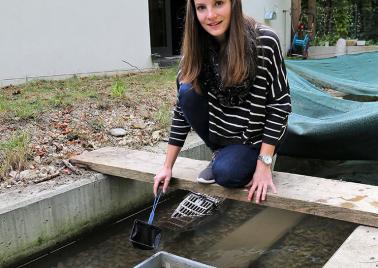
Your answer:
[308,46,378,59]
[324,225,378,268]
[0,174,154,266]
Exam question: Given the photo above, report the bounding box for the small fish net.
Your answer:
[162,192,225,231]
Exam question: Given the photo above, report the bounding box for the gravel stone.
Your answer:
[109,128,127,137]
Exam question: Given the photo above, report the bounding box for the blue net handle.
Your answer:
[148,191,162,225]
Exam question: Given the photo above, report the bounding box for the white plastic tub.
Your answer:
[134,251,216,268]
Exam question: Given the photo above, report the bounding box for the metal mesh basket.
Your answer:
[171,192,224,219]
[158,192,225,231]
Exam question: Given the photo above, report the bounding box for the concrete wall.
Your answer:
[0,134,208,267]
[242,0,292,55]
[309,46,378,59]
[0,174,154,266]
[0,0,292,87]
[0,0,153,87]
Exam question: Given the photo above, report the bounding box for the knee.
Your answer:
[213,161,252,188]
[212,145,258,188]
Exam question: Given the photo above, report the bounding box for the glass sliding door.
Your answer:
[148,0,172,57]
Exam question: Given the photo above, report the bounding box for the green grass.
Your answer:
[0,77,100,119]
[0,80,89,118]
[128,67,177,92]
[0,66,178,122]
[154,104,172,129]
[111,79,127,98]
[0,132,31,179]
[0,66,179,180]
[87,118,105,132]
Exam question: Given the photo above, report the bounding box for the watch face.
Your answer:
[258,155,273,165]
[262,155,272,165]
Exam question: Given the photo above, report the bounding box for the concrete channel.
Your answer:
[0,133,210,267]
[2,131,363,267]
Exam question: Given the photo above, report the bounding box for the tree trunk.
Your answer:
[292,0,302,38]
[307,0,316,35]
[326,0,333,34]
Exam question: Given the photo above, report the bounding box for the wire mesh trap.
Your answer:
[171,192,224,218]
[161,192,225,231]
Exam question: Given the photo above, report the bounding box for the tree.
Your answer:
[333,0,352,38]
[315,0,378,42]
[308,0,317,34]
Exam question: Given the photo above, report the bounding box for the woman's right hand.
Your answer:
[153,167,172,196]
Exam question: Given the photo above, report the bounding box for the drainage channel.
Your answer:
[6,137,377,268]
[16,189,356,268]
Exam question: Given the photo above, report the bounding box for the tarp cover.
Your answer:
[286,52,378,97]
[280,70,378,160]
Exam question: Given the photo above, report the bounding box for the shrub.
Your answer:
[0,132,31,180]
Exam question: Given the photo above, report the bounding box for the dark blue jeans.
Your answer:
[179,83,259,188]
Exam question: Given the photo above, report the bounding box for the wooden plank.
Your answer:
[70,147,378,227]
[324,225,378,268]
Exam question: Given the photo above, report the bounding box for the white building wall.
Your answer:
[0,0,153,86]
[242,0,292,54]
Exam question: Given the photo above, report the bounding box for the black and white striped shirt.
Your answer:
[169,27,291,148]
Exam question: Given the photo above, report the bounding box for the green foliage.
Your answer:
[333,0,353,38]
[0,66,178,123]
[315,0,352,38]
[14,101,41,119]
[154,104,171,129]
[0,77,101,121]
[366,39,378,45]
[87,118,105,132]
[314,0,377,43]
[50,90,68,108]
[312,33,340,46]
[111,79,127,98]
[0,132,31,179]
[129,66,178,93]
[0,94,42,120]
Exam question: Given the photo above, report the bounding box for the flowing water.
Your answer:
[19,194,355,268]
[18,157,378,268]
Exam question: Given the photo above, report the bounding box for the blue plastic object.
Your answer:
[293,33,310,49]
[130,191,163,250]
[148,191,162,225]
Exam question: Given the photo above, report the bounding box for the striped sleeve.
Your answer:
[168,74,191,147]
[262,31,291,145]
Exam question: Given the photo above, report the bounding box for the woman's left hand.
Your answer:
[245,161,277,203]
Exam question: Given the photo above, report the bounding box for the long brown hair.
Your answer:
[180,0,258,93]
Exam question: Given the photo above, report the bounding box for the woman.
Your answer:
[153,0,291,203]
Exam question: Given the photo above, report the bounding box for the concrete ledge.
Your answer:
[179,140,212,161]
[324,225,378,268]
[0,68,158,88]
[309,46,378,59]
[0,133,207,267]
[0,173,153,266]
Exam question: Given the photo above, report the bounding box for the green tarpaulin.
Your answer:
[286,52,378,97]
[280,70,378,160]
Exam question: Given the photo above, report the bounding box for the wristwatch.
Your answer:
[258,155,273,165]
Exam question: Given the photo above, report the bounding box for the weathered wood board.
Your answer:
[324,225,378,268]
[70,147,378,227]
